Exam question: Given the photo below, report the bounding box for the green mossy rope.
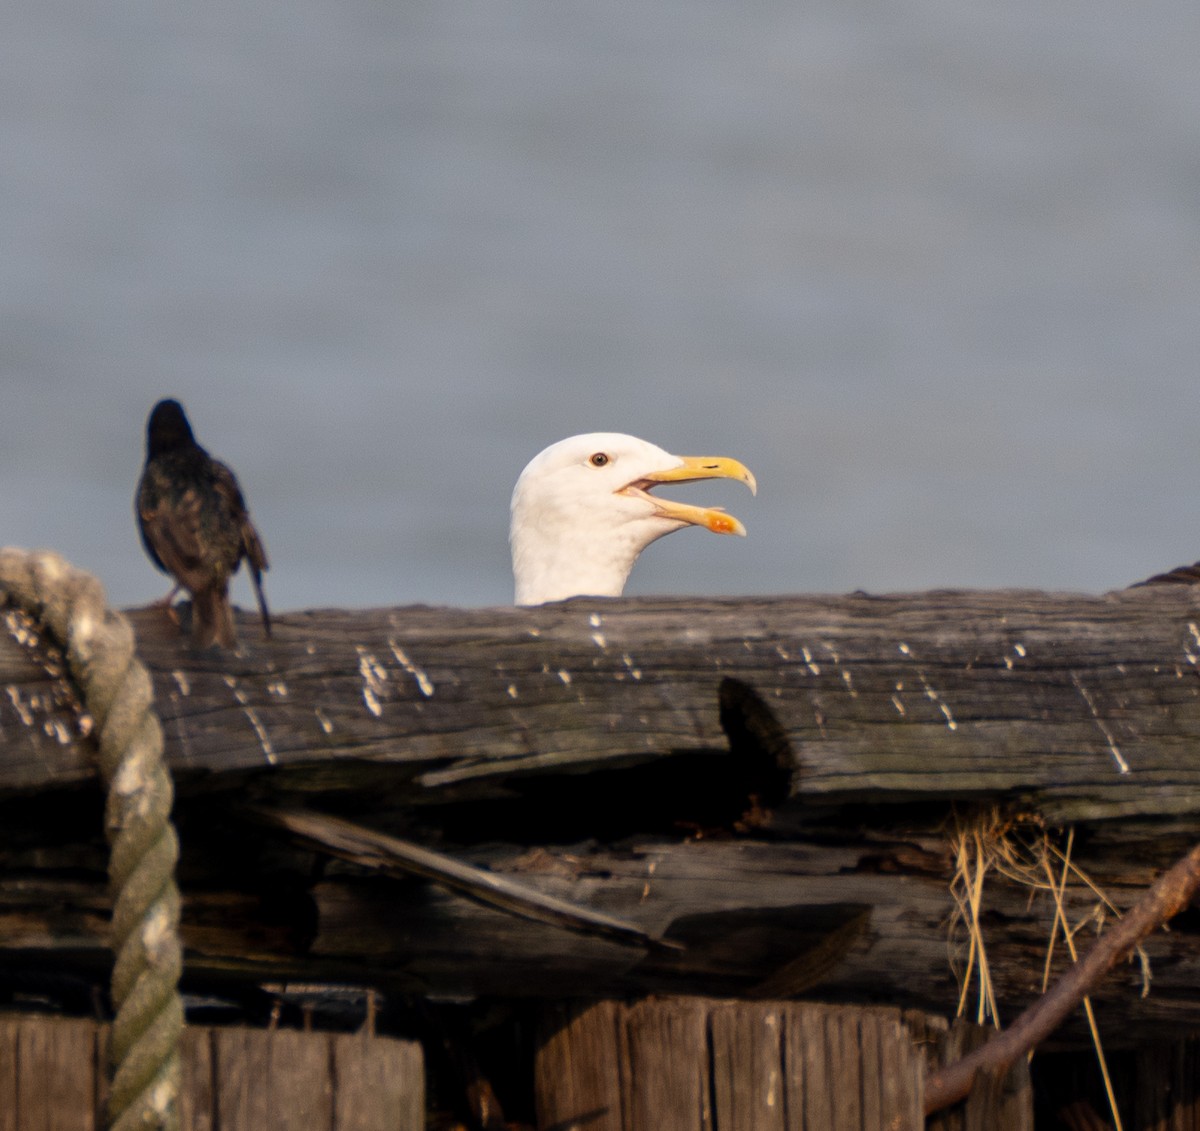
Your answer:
[0,548,182,1131]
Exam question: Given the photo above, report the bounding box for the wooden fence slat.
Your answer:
[534,1001,625,1131]
[272,1029,335,1131]
[789,1005,833,1131]
[7,1016,99,1131]
[624,999,710,1131]
[211,1028,335,1131]
[880,1011,924,1131]
[0,1016,19,1131]
[858,1012,882,1130]
[331,1031,424,1131]
[179,1027,214,1131]
[538,999,926,1131]
[0,1016,422,1131]
[709,1003,786,1131]
[932,1021,1032,1131]
[212,1028,276,1128]
[829,1008,862,1131]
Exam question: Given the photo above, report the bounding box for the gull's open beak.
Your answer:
[622,456,757,536]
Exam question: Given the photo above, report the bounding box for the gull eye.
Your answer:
[589,452,610,467]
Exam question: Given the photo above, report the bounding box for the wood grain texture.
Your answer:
[2,589,1200,821]
[536,999,924,1131]
[0,1016,422,1131]
[535,1001,625,1131]
[331,1031,424,1131]
[0,1015,99,1131]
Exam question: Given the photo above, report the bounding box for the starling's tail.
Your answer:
[249,563,271,638]
[192,584,236,650]
[241,519,271,638]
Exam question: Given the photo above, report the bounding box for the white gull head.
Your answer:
[510,432,756,606]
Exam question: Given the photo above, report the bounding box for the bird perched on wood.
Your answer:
[510,432,756,605]
[136,398,271,649]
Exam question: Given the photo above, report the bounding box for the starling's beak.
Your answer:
[620,456,757,536]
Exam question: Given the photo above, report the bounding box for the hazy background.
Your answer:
[2,0,1199,612]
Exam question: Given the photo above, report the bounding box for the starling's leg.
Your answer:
[151,584,182,626]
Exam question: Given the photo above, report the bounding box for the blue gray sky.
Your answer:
[2,0,1199,611]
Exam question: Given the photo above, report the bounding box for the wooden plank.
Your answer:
[331,1031,424,1131]
[536,999,927,1131]
[0,1017,422,1131]
[213,1027,333,1131]
[265,1028,334,1131]
[534,1001,624,1131]
[179,1027,215,1131]
[211,1028,274,1129]
[93,1024,109,1131]
[930,1021,1033,1131]
[5,590,1200,826]
[857,1011,882,1131]
[6,829,1200,1045]
[0,1016,20,1131]
[623,999,710,1131]
[827,1007,862,1131]
[881,1010,924,1131]
[709,1002,785,1131]
[790,1005,834,1131]
[12,1016,98,1131]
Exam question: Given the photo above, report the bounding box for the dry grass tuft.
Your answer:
[946,810,1149,1130]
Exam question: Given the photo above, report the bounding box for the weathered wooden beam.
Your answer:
[5,589,1200,1043]
[4,589,1200,821]
[3,818,1199,1044]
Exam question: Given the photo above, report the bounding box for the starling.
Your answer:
[136,399,271,649]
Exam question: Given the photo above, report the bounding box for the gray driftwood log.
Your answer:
[4,588,1200,1043]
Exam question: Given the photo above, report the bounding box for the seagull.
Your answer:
[136,399,271,648]
[510,432,756,605]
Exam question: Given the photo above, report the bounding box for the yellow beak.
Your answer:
[623,455,757,536]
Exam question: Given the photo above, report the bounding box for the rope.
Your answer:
[0,548,183,1131]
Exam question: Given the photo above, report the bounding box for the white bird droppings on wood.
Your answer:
[6,686,34,727]
[224,674,278,763]
[899,642,958,730]
[1072,672,1130,774]
[389,639,435,697]
[357,648,389,714]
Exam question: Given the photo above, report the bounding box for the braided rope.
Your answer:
[0,548,183,1131]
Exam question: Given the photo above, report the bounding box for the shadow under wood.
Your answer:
[634,903,872,997]
[418,677,794,847]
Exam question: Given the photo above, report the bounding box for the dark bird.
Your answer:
[136,399,271,649]
[1131,562,1200,587]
